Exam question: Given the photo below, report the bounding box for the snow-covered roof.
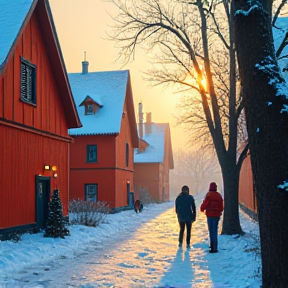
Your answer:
[0,0,34,69]
[273,17,288,81]
[79,95,103,107]
[134,123,169,163]
[68,70,129,135]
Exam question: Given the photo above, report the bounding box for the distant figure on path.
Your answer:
[134,199,143,213]
[200,182,224,253]
[175,185,196,249]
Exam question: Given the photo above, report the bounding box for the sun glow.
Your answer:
[184,73,207,93]
[200,77,207,90]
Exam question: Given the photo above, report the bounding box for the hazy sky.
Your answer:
[49,0,190,150]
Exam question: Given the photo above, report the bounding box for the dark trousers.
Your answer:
[207,216,220,250]
[178,221,192,245]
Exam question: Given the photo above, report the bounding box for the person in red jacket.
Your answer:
[200,182,224,253]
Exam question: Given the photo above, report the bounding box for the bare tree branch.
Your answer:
[272,0,287,26]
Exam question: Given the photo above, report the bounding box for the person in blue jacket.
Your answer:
[175,185,196,248]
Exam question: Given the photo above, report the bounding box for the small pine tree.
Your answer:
[44,188,70,239]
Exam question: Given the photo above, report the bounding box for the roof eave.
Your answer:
[70,132,119,137]
[0,0,38,73]
[126,71,139,148]
[42,0,82,128]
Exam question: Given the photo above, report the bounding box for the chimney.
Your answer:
[138,102,144,139]
[82,61,89,75]
[82,51,89,75]
[145,112,152,134]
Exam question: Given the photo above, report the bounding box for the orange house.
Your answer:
[239,153,257,216]
[68,64,139,210]
[134,103,174,203]
[0,0,81,240]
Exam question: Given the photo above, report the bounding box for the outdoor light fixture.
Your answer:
[51,166,58,178]
[43,165,58,178]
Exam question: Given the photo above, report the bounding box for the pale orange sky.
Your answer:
[49,0,190,150]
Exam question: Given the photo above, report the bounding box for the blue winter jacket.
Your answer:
[175,193,196,222]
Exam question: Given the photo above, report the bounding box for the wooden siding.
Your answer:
[162,126,172,201]
[115,169,134,207]
[134,161,170,203]
[0,125,69,229]
[134,163,161,202]
[0,1,76,233]
[0,76,3,117]
[114,98,135,207]
[70,135,116,168]
[239,154,257,213]
[70,91,137,209]
[125,75,139,148]
[0,12,69,137]
[69,134,116,208]
[69,133,134,209]
[134,124,172,203]
[70,169,116,208]
[116,96,134,169]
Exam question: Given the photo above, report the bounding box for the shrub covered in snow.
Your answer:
[139,188,156,204]
[69,199,110,227]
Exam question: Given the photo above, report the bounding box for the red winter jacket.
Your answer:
[200,191,224,217]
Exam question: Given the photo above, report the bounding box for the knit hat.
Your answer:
[209,182,217,191]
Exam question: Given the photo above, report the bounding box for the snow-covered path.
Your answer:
[2,200,261,288]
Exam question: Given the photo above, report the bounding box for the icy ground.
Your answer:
[0,199,261,288]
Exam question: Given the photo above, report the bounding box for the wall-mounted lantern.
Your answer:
[43,165,58,177]
[51,166,57,178]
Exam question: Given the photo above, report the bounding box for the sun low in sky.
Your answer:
[49,0,190,150]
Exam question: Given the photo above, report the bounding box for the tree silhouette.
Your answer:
[232,0,288,286]
[108,0,249,235]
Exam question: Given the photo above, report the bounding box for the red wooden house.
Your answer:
[68,64,139,211]
[0,0,81,240]
[134,103,174,203]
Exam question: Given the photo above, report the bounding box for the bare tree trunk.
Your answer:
[233,2,288,286]
[221,163,243,234]
[109,0,249,235]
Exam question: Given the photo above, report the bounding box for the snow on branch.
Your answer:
[278,180,288,193]
[255,56,288,109]
[281,104,288,113]
[234,3,262,17]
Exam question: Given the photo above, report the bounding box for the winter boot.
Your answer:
[209,244,218,253]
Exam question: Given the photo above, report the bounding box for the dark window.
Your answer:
[21,57,36,104]
[87,145,97,163]
[85,103,96,115]
[125,143,129,167]
[86,104,94,115]
[85,184,97,202]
